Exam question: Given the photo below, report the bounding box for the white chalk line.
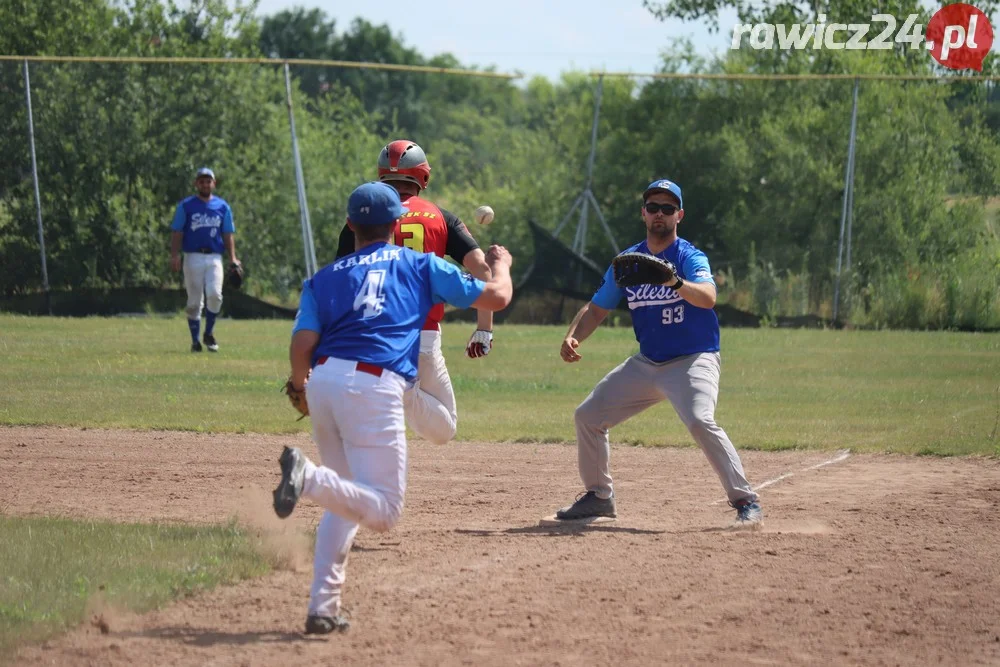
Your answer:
[712,449,851,505]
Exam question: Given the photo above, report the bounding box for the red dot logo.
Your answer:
[927,3,994,71]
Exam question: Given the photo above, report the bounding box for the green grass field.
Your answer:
[0,517,268,659]
[1,314,998,455]
[0,314,998,655]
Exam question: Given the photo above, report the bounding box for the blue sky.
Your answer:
[252,0,739,80]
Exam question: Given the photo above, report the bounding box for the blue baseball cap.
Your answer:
[643,179,683,209]
[195,167,215,180]
[347,181,408,226]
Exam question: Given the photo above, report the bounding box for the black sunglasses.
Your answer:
[644,202,678,215]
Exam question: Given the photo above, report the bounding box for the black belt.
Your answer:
[196,248,216,254]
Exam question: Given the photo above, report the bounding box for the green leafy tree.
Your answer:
[259,7,339,97]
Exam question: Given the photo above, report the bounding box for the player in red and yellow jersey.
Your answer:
[335,140,494,444]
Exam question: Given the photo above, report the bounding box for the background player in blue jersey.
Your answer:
[552,179,762,527]
[169,167,240,352]
[271,182,513,634]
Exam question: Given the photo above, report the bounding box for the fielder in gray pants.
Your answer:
[554,178,762,526]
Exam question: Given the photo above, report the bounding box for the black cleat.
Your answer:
[191,341,203,353]
[203,333,219,352]
[273,446,306,519]
[305,614,350,634]
[555,491,617,521]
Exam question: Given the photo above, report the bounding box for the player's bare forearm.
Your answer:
[474,264,511,311]
[289,331,319,390]
[169,232,183,272]
[475,306,495,332]
[560,302,608,363]
[472,246,513,311]
[677,281,717,309]
[462,249,495,331]
[223,233,238,264]
[566,302,609,345]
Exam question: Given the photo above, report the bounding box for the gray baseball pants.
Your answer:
[575,351,757,505]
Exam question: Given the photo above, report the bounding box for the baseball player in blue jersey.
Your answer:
[335,140,495,447]
[271,182,513,634]
[552,179,762,527]
[169,167,240,352]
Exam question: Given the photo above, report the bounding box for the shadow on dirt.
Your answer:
[454,525,666,537]
[122,627,305,646]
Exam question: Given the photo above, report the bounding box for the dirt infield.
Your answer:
[3,426,1000,666]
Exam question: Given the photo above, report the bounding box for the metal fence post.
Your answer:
[23,59,51,314]
[553,75,619,291]
[284,62,318,277]
[833,77,859,324]
[844,90,857,313]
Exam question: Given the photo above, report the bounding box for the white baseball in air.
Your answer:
[474,205,495,226]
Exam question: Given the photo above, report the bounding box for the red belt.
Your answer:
[315,356,384,377]
[422,321,441,331]
[355,361,384,377]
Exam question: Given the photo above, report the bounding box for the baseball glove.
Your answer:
[226,261,244,290]
[611,252,679,288]
[283,379,309,419]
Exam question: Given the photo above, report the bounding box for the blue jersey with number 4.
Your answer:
[293,242,485,380]
[592,238,719,363]
[170,196,235,255]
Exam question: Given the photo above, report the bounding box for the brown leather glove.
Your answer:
[283,379,309,419]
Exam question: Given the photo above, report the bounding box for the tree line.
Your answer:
[1,0,997,328]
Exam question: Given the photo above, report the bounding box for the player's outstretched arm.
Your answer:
[560,302,609,363]
[470,245,513,312]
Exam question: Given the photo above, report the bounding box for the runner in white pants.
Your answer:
[552,178,762,527]
[272,182,514,635]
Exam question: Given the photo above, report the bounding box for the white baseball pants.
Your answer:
[403,329,458,445]
[182,253,223,320]
[301,356,408,618]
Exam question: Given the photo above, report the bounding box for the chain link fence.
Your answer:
[2,58,998,328]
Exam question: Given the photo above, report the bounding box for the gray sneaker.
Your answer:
[555,491,616,520]
[731,500,763,526]
[273,446,306,519]
[305,614,350,634]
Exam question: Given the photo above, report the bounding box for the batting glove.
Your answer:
[466,329,493,359]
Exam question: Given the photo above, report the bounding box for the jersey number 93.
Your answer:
[662,304,685,325]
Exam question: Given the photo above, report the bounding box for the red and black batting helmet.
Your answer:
[377,140,431,190]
